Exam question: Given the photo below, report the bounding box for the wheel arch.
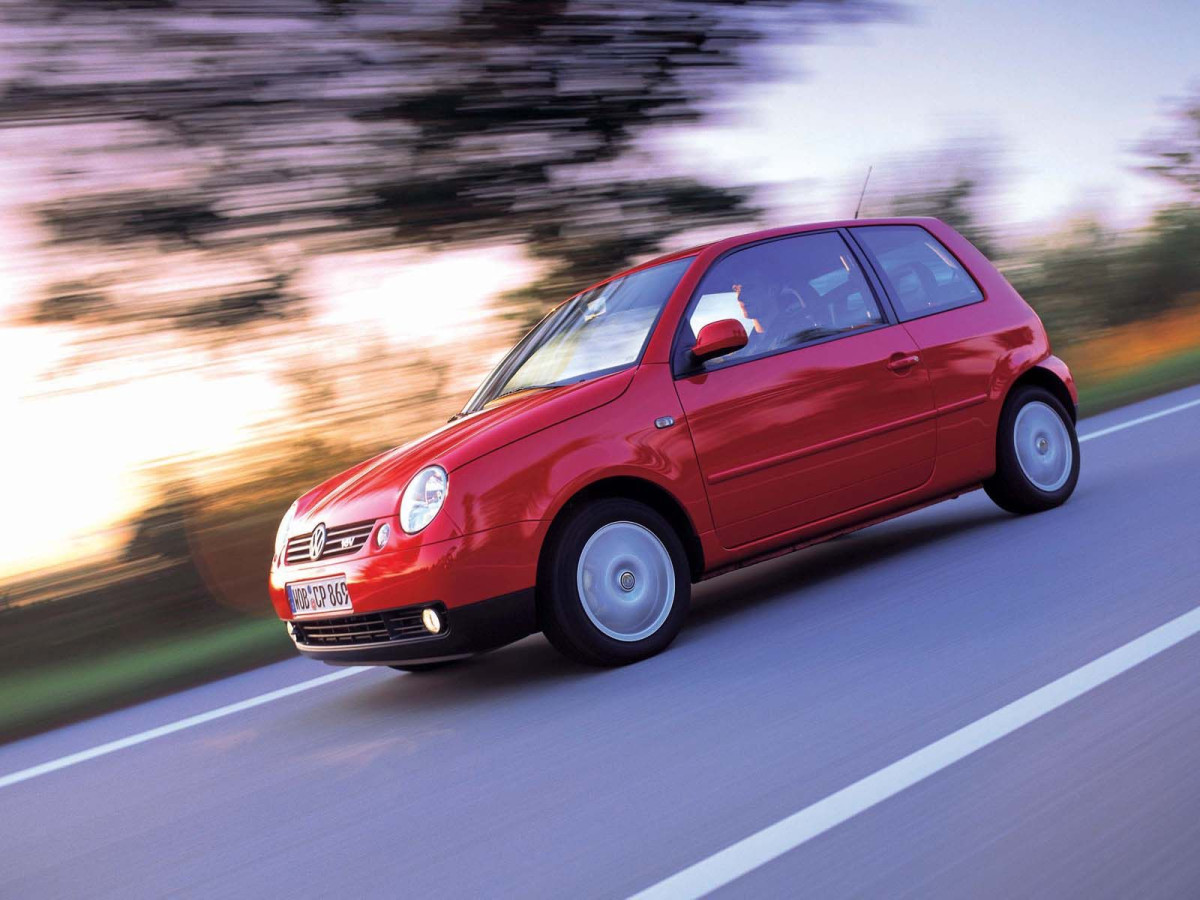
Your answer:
[1009,362,1077,422]
[536,476,706,590]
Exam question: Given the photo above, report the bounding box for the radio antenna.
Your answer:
[853,165,873,219]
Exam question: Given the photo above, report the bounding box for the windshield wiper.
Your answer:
[489,384,557,404]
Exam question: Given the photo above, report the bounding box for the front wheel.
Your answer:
[539,498,690,667]
[985,385,1080,514]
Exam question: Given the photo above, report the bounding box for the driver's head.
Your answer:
[735,279,777,324]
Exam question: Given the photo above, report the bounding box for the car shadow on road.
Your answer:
[341,500,1011,715]
[339,635,590,718]
[687,502,1011,629]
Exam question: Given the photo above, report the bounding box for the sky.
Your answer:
[665,0,1199,227]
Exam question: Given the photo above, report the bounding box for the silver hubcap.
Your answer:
[576,521,675,642]
[1014,401,1072,492]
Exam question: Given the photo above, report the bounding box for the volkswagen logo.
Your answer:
[309,523,327,561]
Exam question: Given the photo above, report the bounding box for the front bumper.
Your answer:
[269,519,541,617]
[288,588,537,666]
[269,519,542,665]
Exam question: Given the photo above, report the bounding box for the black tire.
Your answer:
[984,384,1080,514]
[389,661,459,673]
[539,498,690,667]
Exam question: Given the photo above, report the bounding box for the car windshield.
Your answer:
[461,256,693,414]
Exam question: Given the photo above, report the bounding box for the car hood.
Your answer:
[293,368,636,529]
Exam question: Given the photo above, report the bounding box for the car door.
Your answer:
[673,230,938,549]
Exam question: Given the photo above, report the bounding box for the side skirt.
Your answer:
[700,483,983,580]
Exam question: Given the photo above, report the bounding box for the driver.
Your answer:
[734,278,814,352]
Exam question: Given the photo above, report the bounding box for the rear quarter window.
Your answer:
[852,225,983,321]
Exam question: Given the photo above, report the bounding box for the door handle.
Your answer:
[886,353,921,373]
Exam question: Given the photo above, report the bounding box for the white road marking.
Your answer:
[2,389,1199,794]
[630,605,1200,900]
[1078,396,1200,442]
[0,667,366,790]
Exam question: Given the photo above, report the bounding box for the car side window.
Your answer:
[679,231,884,371]
[852,225,983,321]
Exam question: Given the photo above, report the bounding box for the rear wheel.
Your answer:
[985,385,1080,514]
[540,498,690,666]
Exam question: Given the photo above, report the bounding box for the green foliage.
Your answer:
[1130,204,1200,316]
[1010,206,1200,345]
[881,120,1200,345]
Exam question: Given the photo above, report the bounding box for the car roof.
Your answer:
[591,216,944,292]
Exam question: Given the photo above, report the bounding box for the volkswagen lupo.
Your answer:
[269,218,1080,668]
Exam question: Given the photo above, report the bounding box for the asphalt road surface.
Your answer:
[4,385,1200,899]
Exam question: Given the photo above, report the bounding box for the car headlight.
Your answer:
[274,500,298,560]
[400,465,448,534]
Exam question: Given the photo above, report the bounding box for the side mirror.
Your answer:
[691,318,748,363]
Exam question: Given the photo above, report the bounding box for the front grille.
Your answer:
[291,605,446,647]
[285,520,375,565]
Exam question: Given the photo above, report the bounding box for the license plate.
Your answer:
[287,576,352,617]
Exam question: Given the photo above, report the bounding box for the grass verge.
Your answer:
[0,619,293,744]
[1074,345,1200,415]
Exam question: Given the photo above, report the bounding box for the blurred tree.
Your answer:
[28,284,112,325]
[124,485,199,567]
[889,175,996,257]
[1123,204,1200,320]
[0,0,897,325]
[880,139,1002,258]
[1007,218,1127,342]
[1010,207,1200,343]
[1140,89,1200,197]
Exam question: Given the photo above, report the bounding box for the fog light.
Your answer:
[421,607,442,634]
[375,522,391,549]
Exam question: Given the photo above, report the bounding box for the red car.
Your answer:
[269,218,1080,669]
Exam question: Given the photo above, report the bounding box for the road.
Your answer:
[3,385,1200,899]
